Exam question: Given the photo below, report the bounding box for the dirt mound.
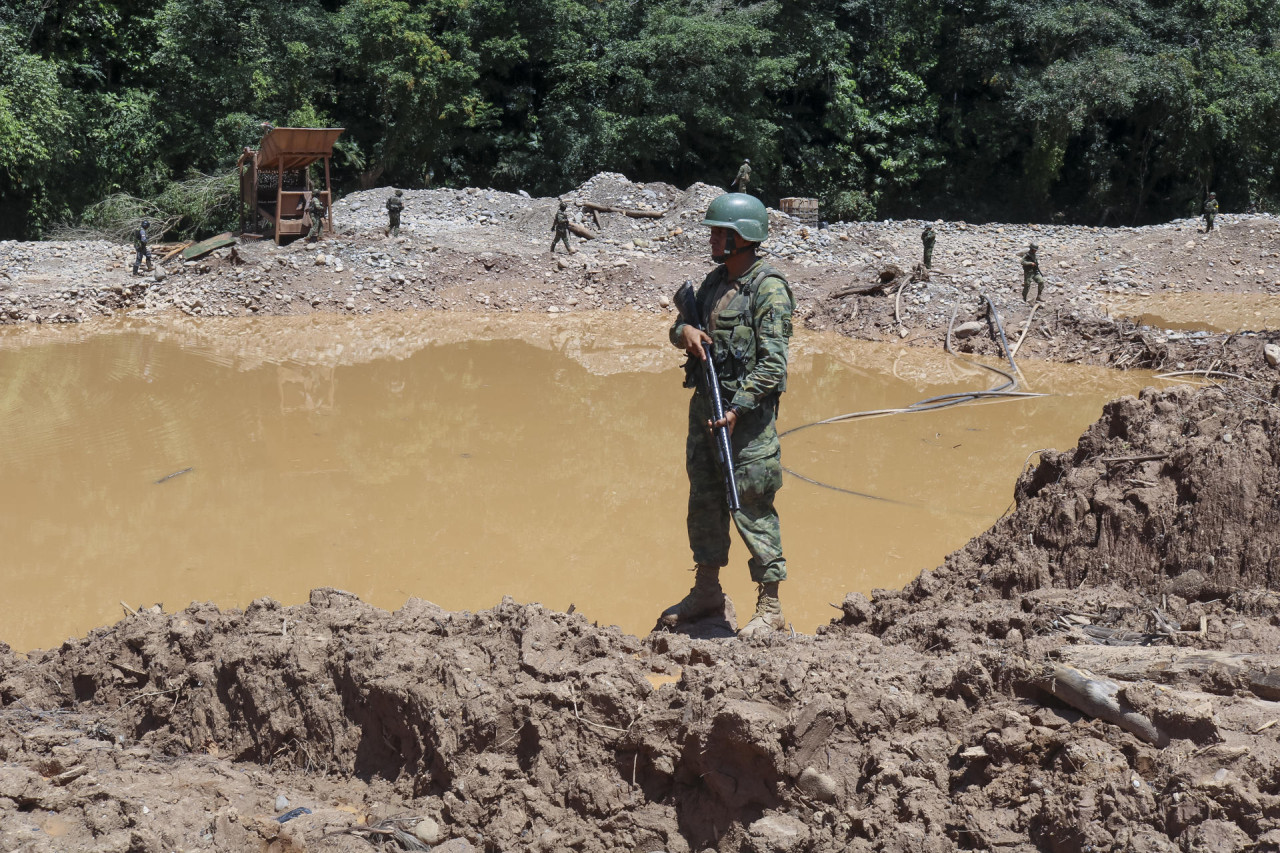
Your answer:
[831,384,1280,653]
[10,566,1280,850]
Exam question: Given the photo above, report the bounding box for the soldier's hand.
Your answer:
[709,409,738,436]
[681,325,712,361]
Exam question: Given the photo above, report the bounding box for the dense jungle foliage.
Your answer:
[2,0,1278,239]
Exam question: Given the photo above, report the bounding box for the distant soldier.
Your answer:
[307,194,327,242]
[921,224,936,269]
[132,219,153,275]
[1021,242,1045,303]
[551,201,572,254]
[1203,192,1219,232]
[731,159,751,193]
[386,189,404,237]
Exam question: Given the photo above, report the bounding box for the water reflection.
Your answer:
[0,313,1165,651]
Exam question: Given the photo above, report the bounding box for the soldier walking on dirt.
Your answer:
[550,201,573,254]
[660,192,795,640]
[731,159,751,193]
[386,189,404,237]
[307,194,327,242]
[132,220,153,276]
[921,224,936,269]
[1021,243,1045,303]
[1203,192,1219,233]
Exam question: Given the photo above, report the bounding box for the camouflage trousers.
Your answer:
[308,213,324,241]
[1204,213,1215,232]
[132,245,152,274]
[551,229,571,253]
[923,246,933,269]
[685,398,786,584]
[1022,272,1045,302]
[388,212,400,235]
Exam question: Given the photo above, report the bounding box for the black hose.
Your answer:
[780,292,1044,499]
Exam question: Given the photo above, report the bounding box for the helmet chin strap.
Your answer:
[713,231,752,264]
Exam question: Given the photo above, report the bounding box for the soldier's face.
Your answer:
[709,227,730,258]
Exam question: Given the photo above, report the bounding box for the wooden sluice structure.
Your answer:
[237,127,344,244]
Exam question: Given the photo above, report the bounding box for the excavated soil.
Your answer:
[6,176,1280,851]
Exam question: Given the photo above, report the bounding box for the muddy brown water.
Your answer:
[0,312,1164,652]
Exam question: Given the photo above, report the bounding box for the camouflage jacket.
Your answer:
[134,227,148,249]
[1204,198,1219,215]
[922,229,935,249]
[735,164,751,184]
[1022,251,1040,274]
[308,197,326,218]
[553,211,569,232]
[670,259,794,411]
[386,196,404,213]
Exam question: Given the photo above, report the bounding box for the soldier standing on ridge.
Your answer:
[1021,242,1045,303]
[731,159,751,193]
[132,219,153,276]
[306,193,327,242]
[921,223,936,269]
[550,201,572,254]
[660,192,795,640]
[1203,192,1219,233]
[386,189,404,237]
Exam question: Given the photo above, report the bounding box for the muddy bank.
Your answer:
[8,386,1280,851]
[5,173,1280,375]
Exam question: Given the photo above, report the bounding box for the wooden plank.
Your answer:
[180,233,236,261]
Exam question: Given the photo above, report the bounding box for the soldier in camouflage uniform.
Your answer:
[1021,242,1045,303]
[660,192,795,639]
[1203,192,1219,233]
[550,201,572,254]
[132,219,153,275]
[386,189,404,236]
[306,194,327,242]
[921,223,936,269]
[731,159,751,193]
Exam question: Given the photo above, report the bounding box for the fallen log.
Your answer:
[567,223,596,240]
[1030,663,1168,746]
[157,243,192,264]
[831,281,891,299]
[579,201,665,219]
[1054,646,1280,701]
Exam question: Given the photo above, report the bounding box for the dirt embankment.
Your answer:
[9,177,1280,851]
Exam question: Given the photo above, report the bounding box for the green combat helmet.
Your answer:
[701,192,768,242]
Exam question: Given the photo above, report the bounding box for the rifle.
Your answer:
[674,280,741,511]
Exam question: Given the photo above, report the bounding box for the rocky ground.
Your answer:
[5,175,1280,851]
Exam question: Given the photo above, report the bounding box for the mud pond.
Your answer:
[1106,290,1280,333]
[0,312,1169,652]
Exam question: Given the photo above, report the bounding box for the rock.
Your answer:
[517,189,531,198]
[275,795,290,811]
[658,293,670,308]
[747,814,808,852]
[315,253,327,266]
[432,840,474,853]
[350,203,364,211]
[556,257,569,270]
[796,767,837,802]
[412,817,442,844]
[151,267,167,282]
[1264,343,1280,367]
[953,321,985,339]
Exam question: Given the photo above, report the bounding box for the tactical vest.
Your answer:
[685,262,794,396]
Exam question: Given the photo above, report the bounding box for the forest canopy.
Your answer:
[2,0,1278,239]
